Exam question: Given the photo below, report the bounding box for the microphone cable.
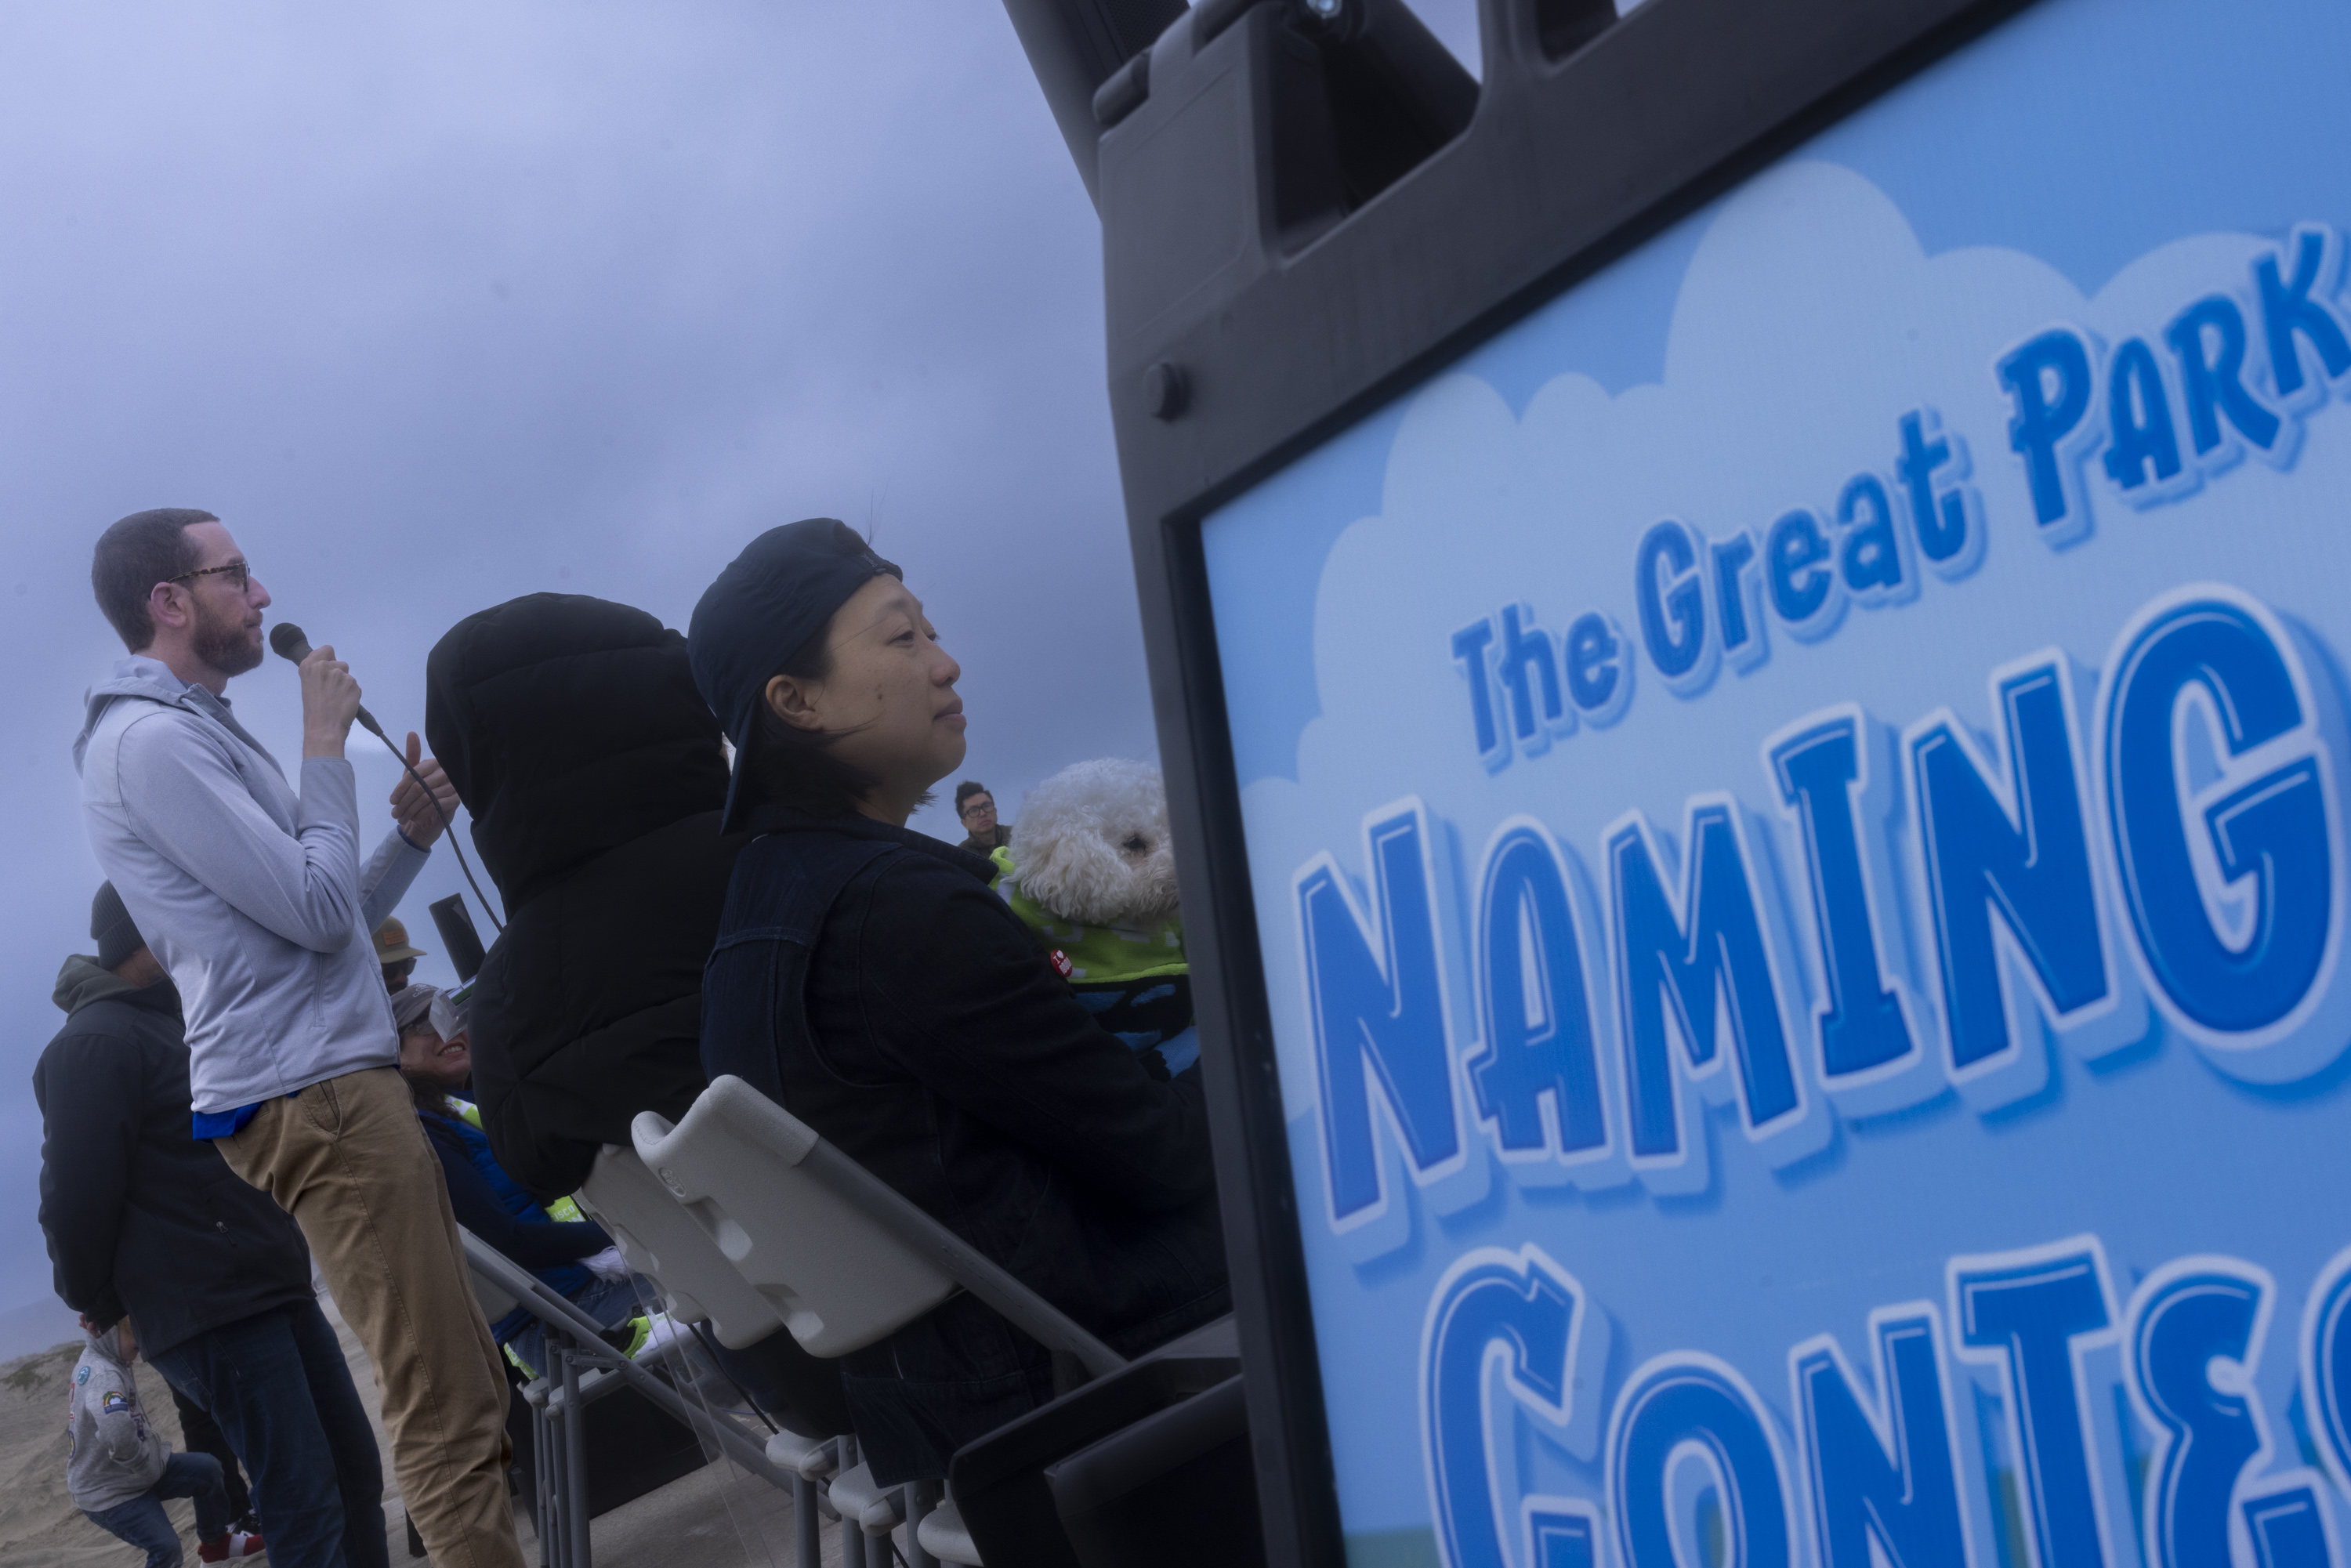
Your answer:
[364,722,505,936]
[270,620,505,935]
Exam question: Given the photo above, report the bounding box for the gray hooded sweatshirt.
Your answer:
[75,655,428,1114]
[66,1327,170,1512]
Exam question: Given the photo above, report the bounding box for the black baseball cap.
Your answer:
[688,519,900,831]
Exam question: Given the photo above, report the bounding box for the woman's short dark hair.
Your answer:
[742,628,880,820]
[91,509,216,651]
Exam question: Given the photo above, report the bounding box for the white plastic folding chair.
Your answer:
[577,1144,788,1349]
[575,1143,846,1568]
[635,1074,1135,1566]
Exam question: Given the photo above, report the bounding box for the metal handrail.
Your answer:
[458,1228,793,1490]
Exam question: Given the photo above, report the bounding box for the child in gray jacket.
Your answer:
[67,1317,261,1566]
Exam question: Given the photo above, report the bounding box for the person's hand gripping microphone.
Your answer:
[265,621,483,916]
[268,621,386,744]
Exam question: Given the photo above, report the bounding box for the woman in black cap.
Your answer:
[687,518,1229,1485]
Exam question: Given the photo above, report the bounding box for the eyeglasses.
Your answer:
[168,559,251,592]
[961,800,993,820]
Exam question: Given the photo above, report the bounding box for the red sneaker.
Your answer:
[198,1530,266,1561]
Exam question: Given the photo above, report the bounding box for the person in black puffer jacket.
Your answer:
[424,593,744,1200]
[424,593,852,1438]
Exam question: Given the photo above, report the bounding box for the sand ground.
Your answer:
[0,1297,869,1568]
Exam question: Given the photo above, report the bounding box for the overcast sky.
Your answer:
[0,2,1483,1353]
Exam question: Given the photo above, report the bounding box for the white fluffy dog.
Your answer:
[1002,757,1179,929]
[992,759,1197,1076]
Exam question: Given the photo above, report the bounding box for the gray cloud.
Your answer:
[0,0,1485,1345]
[0,0,1152,1330]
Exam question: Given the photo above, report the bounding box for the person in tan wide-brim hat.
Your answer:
[373,915,426,994]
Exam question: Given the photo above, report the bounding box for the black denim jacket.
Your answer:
[701,806,1230,1481]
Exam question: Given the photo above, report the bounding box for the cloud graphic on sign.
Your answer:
[1218,156,2344,1124]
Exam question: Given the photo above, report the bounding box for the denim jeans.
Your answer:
[85,1450,228,1567]
[165,1382,252,1523]
[151,1299,389,1568]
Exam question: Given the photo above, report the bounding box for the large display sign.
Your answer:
[1197,0,2351,1563]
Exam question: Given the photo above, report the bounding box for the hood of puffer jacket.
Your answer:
[54,954,136,1016]
[425,594,730,911]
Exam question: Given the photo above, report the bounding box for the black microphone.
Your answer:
[267,621,387,740]
[265,619,509,936]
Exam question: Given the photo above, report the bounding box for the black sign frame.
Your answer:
[1091,0,2041,1559]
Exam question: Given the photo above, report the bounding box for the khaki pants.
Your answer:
[220,1066,525,1568]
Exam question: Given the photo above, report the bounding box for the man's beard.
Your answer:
[192,599,264,676]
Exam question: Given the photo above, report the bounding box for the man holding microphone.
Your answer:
[75,508,526,1568]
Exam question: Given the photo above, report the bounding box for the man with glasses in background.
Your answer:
[953,780,1012,856]
[74,509,528,1568]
